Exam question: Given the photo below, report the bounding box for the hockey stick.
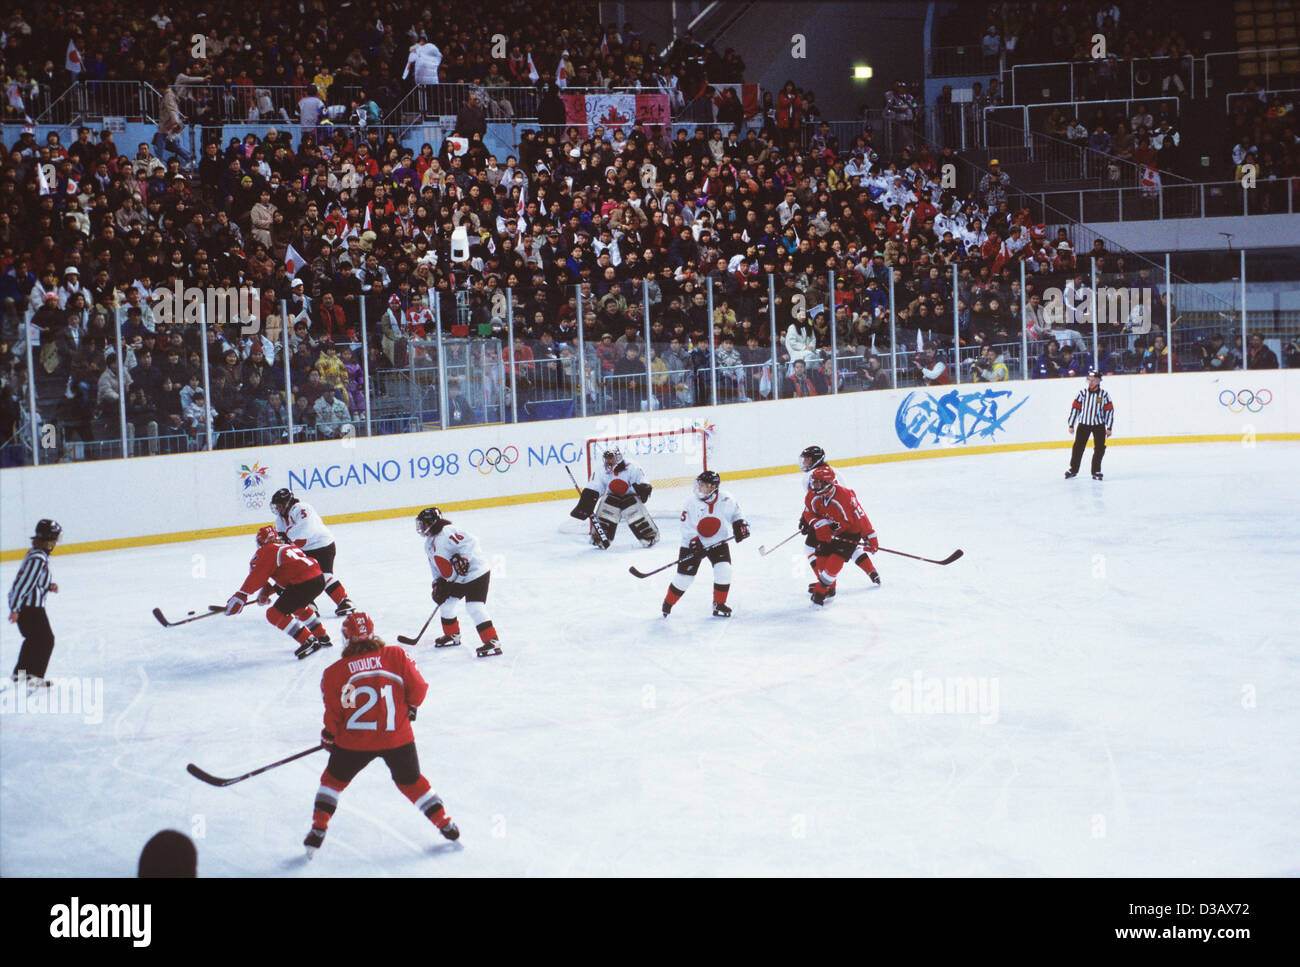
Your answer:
[878,546,964,566]
[153,604,225,628]
[628,537,737,579]
[397,611,438,646]
[186,743,327,787]
[563,464,583,495]
[759,530,802,557]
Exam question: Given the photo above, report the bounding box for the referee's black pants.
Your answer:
[1070,424,1106,474]
[14,606,55,679]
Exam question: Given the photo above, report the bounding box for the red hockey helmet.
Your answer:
[809,465,837,495]
[341,612,375,644]
[255,524,279,546]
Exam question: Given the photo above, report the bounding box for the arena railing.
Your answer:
[999,47,1300,106]
[1036,177,1297,221]
[5,267,1293,469]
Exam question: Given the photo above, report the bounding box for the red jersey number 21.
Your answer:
[346,685,398,731]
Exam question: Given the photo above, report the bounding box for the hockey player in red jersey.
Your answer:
[225,525,333,659]
[304,611,459,854]
[799,466,881,605]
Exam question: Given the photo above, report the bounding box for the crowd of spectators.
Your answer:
[2,1,729,128]
[1,6,1296,460]
[946,1,1201,84]
[1228,83,1300,207]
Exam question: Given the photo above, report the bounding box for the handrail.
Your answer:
[1225,87,1300,112]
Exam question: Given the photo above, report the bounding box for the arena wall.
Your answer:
[2,370,1296,559]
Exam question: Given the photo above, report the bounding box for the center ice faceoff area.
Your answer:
[2,436,1298,876]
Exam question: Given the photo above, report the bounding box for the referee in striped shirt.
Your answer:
[7,519,61,686]
[1066,371,1114,480]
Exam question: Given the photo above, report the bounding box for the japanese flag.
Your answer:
[556,50,569,89]
[285,244,308,277]
[526,53,539,84]
[446,136,468,157]
[36,160,52,196]
[65,40,82,75]
[363,202,373,231]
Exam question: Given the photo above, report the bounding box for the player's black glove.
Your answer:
[407,706,418,722]
[450,553,470,577]
[432,578,450,604]
[570,487,599,520]
[732,519,750,543]
[688,537,705,561]
[797,515,812,536]
[321,728,336,750]
[633,482,652,503]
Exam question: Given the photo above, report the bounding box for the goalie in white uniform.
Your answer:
[415,507,502,658]
[569,447,659,548]
[662,471,749,618]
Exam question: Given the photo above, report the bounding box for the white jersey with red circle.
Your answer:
[679,489,743,549]
[424,526,490,583]
[273,499,334,551]
[587,461,649,499]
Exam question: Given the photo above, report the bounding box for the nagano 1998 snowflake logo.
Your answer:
[238,461,272,509]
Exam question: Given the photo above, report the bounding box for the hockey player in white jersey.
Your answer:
[270,488,355,615]
[415,507,502,658]
[569,447,659,549]
[661,471,749,618]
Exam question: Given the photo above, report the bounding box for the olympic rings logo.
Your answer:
[468,446,519,474]
[1218,389,1273,413]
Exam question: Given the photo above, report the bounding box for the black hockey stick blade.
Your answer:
[397,611,438,646]
[877,546,964,566]
[153,604,224,627]
[186,743,326,787]
[629,537,736,579]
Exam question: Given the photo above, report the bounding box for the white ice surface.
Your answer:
[2,442,1298,877]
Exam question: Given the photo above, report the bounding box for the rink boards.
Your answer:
[3,370,1297,559]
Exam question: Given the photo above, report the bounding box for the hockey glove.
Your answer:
[688,537,706,562]
[225,592,247,616]
[321,728,336,750]
[408,706,418,722]
[865,531,879,554]
[570,487,599,520]
[432,579,450,605]
[732,519,750,543]
[450,553,471,577]
[257,584,276,606]
[797,514,812,536]
[633,482,653,503]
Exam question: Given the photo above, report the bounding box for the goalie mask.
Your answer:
[694,470,720,500]
[603,447,624,472]
[799,445,826,473]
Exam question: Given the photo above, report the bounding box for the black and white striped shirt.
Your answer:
[1068,387,1115,430]
[7,548,51,611]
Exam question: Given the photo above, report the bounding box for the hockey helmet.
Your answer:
[270,487,296,511]
[809,465,837,495]
[416,506,446,536]
[255,524,280,546]
[341,612,376,644]
[603,447,624,472]
[694,470,720,500]
[33,519,62,542]
[799,445,826,473]
[1087,369,1101,381]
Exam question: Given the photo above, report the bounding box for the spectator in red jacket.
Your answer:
[313,292,351,343]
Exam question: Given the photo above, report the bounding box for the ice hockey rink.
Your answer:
[2,440,1297,877]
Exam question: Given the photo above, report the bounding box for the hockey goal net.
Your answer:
[583,426,709,516]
